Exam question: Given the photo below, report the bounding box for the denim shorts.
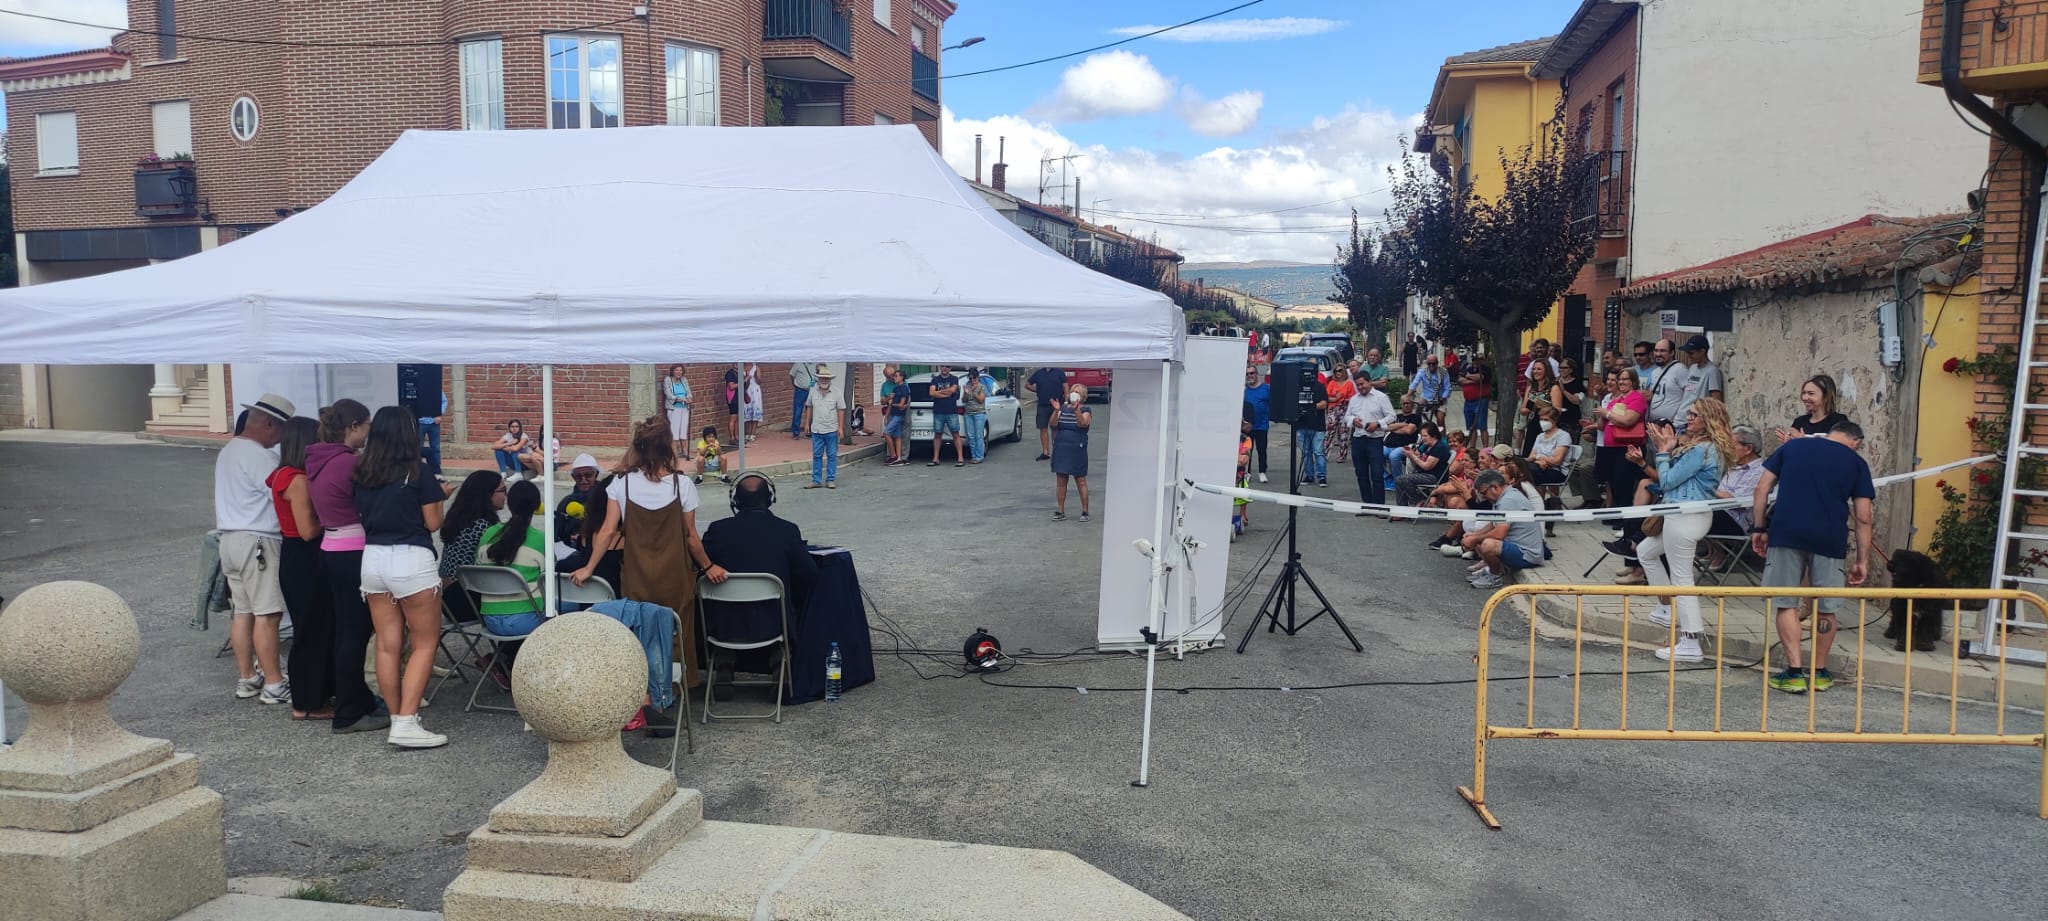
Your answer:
[934,414,963,435]
[884,415,905,437]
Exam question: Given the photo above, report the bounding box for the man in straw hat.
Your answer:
[802,365,848,489]
[217,392,296,706]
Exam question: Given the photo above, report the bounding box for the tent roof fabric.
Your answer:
[0,126,1182,368]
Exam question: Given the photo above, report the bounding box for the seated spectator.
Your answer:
[1527,405,1574,494]
[701,472,820,700]
[1706,425,1769,568]
[559,475,624,602]
[438,470,506,623]
[474,480,547,643]
[1469,470,1546,589]
[1395,422,1453,506]
[493,419,532,481]
[694,426,728,484]
[555,454,602,544]
[1385,396,1425,493]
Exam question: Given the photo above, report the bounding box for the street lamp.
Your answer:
[943,36,985,51]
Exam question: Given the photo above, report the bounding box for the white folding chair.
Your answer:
[426,591,484,705]
[452,565,544,714]
[556,574,616,608]
[696,573,792,725]
[585,598,694,771]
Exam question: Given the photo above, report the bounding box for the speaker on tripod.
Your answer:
[1238,359,1363,654]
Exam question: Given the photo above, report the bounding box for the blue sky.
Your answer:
[0,0,1583,261]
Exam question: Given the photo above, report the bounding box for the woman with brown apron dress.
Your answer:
[571,416,729,731]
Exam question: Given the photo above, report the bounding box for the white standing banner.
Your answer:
[1097,336,1247,649]
[231,363,396,423]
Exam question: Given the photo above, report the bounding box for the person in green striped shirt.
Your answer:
[476,480,547,639]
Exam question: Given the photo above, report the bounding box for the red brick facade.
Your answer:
[1552,8,1636,357]
[2,0,950,445]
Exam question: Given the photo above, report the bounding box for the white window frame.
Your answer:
[35,111,78,176]
[873,112,895,125]
[151,100,192,158]
[229,96,259,142]
[873,0,891,30]
[546,33,623,130]
[459,37,505,130]
[664,42,721,127]
[910,24,926,51]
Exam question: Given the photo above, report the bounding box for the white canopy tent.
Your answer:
[0,125,1189,782]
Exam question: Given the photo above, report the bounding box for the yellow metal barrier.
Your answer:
[1458,584,2048,829]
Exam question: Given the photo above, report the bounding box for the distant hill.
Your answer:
[1184,264,1335,308]
[1182,260,1318,271]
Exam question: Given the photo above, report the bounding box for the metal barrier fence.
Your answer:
[1459,584,2048,829]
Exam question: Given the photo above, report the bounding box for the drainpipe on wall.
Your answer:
[1942,0,2047,278]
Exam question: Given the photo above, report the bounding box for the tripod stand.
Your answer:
[1238,414,1363,653]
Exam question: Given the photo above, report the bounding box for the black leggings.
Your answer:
[280,539,335,713]
[1600,445,1647,563]
[1251,428,1270,473]
[319,548,380,725]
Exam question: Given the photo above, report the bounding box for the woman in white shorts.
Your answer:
[663,364,692,458]
[352,406,450,749]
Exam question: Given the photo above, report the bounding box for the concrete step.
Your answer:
[176,893,439,921]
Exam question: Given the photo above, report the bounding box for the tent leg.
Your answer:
[542,364,557,618]
[735,362,746,474]
[1135,359,1175,788]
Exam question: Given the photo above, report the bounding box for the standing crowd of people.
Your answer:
[1242,329,1877,688]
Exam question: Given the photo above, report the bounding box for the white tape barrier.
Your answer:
[1186,454,1997,525]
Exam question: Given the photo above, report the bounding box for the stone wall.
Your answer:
[0,364,21,429]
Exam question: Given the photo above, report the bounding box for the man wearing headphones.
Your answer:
[701,472,820,697]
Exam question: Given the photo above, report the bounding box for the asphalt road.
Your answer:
[3,417,2046,920]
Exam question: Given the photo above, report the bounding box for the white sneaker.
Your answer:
[1440,544,1464,558]
[258,681,291,705]
[1460,549,1478,560]
[1655,636,1705,663]
[234,672,264,699]
[1470,572,1503,589]
[1647,604,1672,628]
[1258,473,1269,484]
[1467,561,1488,574]
[387,715,449,749]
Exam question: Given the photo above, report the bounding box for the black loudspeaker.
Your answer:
[397,364,442,418]
[1267,359,1320,426]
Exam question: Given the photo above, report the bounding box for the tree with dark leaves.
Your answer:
[1385,115,1601,444]
[1330,211,1408,353]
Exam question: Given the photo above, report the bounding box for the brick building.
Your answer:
[1531,1,1636,365]
[0,0,955,443]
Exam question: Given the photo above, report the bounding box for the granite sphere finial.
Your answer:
[0,581,140,705]
[511,613,648,743]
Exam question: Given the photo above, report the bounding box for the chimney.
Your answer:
[992,137,1008,192]
[974,134,983,184]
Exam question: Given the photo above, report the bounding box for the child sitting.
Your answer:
[693,426,729,484]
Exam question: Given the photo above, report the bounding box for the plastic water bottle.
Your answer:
[825,643,843,703]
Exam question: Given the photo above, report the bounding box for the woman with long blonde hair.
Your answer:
[1638,397,1736,664]
[571,415,727,733]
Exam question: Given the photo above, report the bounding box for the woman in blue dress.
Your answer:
[1051,385,1093,522]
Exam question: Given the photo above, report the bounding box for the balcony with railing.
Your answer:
[764,0,852,57]
[912,49,939,103]
[1577,149,1628,237]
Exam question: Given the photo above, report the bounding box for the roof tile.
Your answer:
[1615,214,1969,300]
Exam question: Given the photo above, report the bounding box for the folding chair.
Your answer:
[588,596,694,771]
[697,573,792,725]
[1697,532,1763,585]
[426,593,482,705]
[451,565,545,714]
[556,574,616,609]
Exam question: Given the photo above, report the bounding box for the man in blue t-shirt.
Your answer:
[1026,367,1066,461]
[1750,420,1875,694]
[1244,367,1272,482]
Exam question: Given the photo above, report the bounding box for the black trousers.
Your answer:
[1250,428,1270,473]
[280,538,335,713]
[1602,446,1647,565]
[319,548,379,725]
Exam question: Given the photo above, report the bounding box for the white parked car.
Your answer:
[904,372,1024,447]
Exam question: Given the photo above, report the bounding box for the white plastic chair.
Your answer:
[452,565,544,714]
[696,573,792,724]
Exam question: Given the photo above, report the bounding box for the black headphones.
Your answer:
[728,471,777,515]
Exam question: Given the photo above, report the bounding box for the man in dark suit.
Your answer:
[701,473,819,692]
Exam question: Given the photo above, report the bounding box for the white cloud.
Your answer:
[942,105,1417,264]
[1027,50,1175,121]
[1179,88,1263,137]
[1109,17,1346,43]
[0,0,125,51]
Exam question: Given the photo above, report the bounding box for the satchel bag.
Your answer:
[1639,514,1664,537]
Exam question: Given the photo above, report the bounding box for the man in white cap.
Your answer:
[801,365,847,489]
[217,392,295,705]
[554,452,604,540]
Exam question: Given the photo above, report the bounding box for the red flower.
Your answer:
[1944,356,1962,374]
[1966,417,1980,430]
[1977,472,1994,486]
[1936,479,1948,489]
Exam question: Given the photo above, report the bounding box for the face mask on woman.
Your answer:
[1539,420,1555,432]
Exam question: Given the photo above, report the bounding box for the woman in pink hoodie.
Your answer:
[307,399,389,735]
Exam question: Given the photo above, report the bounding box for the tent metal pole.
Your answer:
[542,364,557,618]
[735,363,746,475]
[1135,358,1174,788]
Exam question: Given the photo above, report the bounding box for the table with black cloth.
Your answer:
[784,547,876,704]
